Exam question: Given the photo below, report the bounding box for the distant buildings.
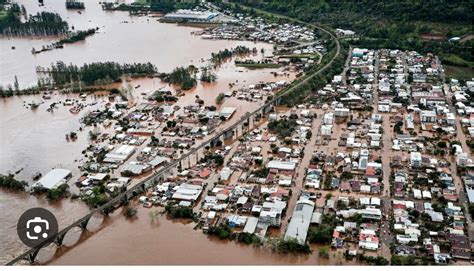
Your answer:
[163,10,218,22]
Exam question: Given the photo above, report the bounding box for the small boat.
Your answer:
[42,94,51,100]
[134,85,141,89]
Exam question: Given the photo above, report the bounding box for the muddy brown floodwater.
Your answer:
[50,207,347,265]
[0,0,305,265]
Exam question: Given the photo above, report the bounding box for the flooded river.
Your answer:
[0,0,300,265]
[50,207,346,265]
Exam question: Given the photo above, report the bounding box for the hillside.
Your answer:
[225,0,473,77]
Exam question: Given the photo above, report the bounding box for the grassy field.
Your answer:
[236,63,282,69]
[134,0,149,5]
[277,53,320,59]
[0,10,8,22]
[444,65,474,81]
[442,53,474,67]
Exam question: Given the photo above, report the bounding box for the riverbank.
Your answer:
[49,206,348,265]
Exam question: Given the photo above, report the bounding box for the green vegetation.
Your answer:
[273,238,312,254]
[278,41,347,107]
[164,204,195,219]
[207,224,233,240]
[390,255,428,265]
[268,118,298,138]
[200,67,217,83]
[358,254,389,265]
[46,183,70,201]
[394,121,403,134]
[0,174,27,191]
[200,153,224,166]
[148,90,178,103]
[235,62,282,69]
[211,46,253,65]
[232,1,471,24]
[159,66,197,90]
[237,232,262,245]
[215,93,225,104]
[318,246,330,258]
[134,0,150,5]
[252,167,269,178]
[103,0,198,13]
[121,170,135,177]
[82,186,110,208]
[228,0,472,76]
[0,4,69,36]
[442,53,474,68]
[150,0,198,13]
[469,204,474,219]
[123,205,138,218]
[46,61,157,86]
[444,65,474,81]
[307,214,336,244]
[0,10,7,22]
[57,28,97,45]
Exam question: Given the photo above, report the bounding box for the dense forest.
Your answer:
[44,61,157,86]
[0,3,69,36]
[223,0,473,68]
[231,0,471,24]
[149,0,198,13]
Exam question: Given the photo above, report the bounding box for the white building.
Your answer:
[420,110,437,123]
[172,183,203,202]
[267,160,297,171]
[410,152,422,167]
[259,200,287,226]
[33,168,72,190]
[284,198,315,244]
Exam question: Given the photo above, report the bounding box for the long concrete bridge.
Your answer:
[6,12,341,266]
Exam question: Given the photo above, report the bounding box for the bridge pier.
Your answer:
[26,247,41,264]
[54,231,67,246]
[263,104,272,115]
[79,216,91,231]
[102,206,114,216]
[121,193,129,205]
[223,129,234,140]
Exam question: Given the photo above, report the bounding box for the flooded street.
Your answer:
[0,0,294,264]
